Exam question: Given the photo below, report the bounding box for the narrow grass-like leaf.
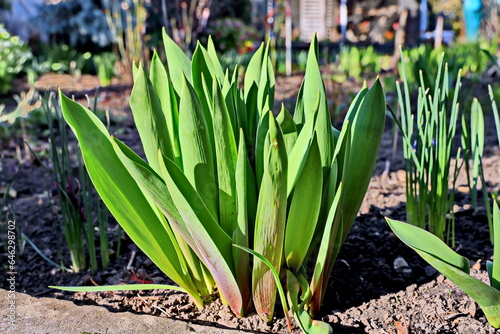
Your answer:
[492,201,500,290]
[50,284,187,293]
[470,98,484,209]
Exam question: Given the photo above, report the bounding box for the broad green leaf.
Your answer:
[233,129,252,313]
[257,43,275,116]
[287,91,320,197]
[132,61,139,81]
[223,78,240,142]
[129,64,174,173]
[211,78,238,235]
[341,78,386,241]
[159,153,244,317]
[387,218,500,328]
[302,34,333,170]
[207,36,225,80]
[59,91,201,305]
[277,104,298,155]
[387,218,470,272]
[192,43,216,113]
[252,113,288,322]
[111,138,209,295]
[178,74,218,219]
[244,43,265,140]
[255,111,270,186]
[162,28,192,96]
[244,42,265,101]
[310,183,343,317]
[285,134,323,272]
[344,82,368,123]
[149,50,181,167]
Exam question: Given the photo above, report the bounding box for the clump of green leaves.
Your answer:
[393,49,463,246]
[53,32,385,333]
[43,94,113,273]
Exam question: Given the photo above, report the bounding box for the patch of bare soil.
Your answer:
[1,73,500,334]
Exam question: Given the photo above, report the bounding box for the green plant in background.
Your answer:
[93,52,116,86]
[386,201,500,328]
[102,0,147,79]
[0,24,32,94]
[333,46,390,83]
[393,49,463,246]
[43,94,112,273]
[29,43,93,79]
[400,39,498,95]
[52,32,386,333]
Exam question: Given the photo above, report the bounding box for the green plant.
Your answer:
[393,49,463,246]
[93,52,116,86]
[52,32,385,333]
[43,94,112,273]
[386,202,500,328]
[35,43,92,75]
[333,46,390,83]
[491,85,500,146]
[0,24,32,94]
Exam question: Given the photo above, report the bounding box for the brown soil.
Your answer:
[1,72,500,334]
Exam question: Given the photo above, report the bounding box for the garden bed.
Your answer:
[1,73,500,334]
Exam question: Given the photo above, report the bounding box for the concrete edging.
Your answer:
[0,289,248,334]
